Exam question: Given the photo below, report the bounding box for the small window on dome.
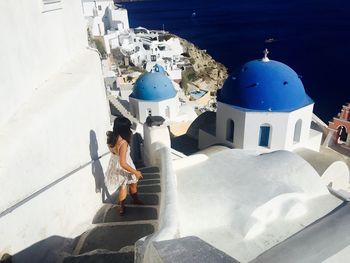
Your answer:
[247,83,258,88]
[283,81,288,85]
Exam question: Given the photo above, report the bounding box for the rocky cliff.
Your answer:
[176,35,228,92]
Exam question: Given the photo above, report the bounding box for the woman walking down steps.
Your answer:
[105,117,144,215]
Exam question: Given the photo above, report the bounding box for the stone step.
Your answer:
[74,223,156,255]
[140,173,160,180]
[137,184,161,193]
[139,166,160,173]
[103,192,160,206]
[64,249,133,263]
[137,179,160,186]
[125,193,159,206]
[134,161,145,169]
[93,204,159,224]
[101,205,158,223]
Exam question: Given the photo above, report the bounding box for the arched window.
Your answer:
[293,119,302,143]
[226,119,234,143]
[259,124,271,147]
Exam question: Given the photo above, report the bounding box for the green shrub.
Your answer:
[93,38,106,58]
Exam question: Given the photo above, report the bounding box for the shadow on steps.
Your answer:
[139,166,160,173]
[75,224,155,254]
[63,249,134,263]
[101,205,158,223]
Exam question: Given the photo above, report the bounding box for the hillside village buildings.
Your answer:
[1,1,350,263]
[82,0,184,82]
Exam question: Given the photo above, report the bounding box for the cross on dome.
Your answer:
[262,48,270,62]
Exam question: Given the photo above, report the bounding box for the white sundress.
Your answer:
[104,141,138,194]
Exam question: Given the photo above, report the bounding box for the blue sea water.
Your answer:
[123,0,350,122]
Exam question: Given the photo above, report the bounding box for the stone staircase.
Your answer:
[63,166,161,263]
[107,92,139,125]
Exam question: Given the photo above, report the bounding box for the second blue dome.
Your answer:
[217,59,313,112]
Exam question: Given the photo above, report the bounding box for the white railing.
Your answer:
[137,142,179,263]
[152,143,179,241]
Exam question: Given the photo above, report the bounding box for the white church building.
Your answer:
[129,65,180,123]
[198,51,322,152]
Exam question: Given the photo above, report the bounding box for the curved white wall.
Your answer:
[175,149,342,262]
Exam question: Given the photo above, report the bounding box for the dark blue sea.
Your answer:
[123,0,350,122]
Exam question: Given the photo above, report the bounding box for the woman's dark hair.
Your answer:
[114,116,132,143]
[106,131,116,146]
[106,117,132,147]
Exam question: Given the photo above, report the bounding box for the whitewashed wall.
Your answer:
[216,102,315,151]
[82,0,112,17]
[109,8,129,30]
[174,149,342,262]
[129,97,180,123]
[0,50,111,256]
[92,16,105,36]
[216,102,246,148]
[0,0,111,256]
[0,0,87,127]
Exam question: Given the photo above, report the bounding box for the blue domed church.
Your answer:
[129,64,180,123]
[199,50,322,151]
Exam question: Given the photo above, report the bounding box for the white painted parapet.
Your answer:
[143,124,171,166]
[136,143,179,263]
[321,161,350,200]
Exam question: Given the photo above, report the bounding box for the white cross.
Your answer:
[262,49,270,62]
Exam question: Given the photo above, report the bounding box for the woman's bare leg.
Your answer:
[129,183,144,205]
[119,186,127,201]
[129,183,137,194]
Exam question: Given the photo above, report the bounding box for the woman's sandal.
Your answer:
[118,199,126,215]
